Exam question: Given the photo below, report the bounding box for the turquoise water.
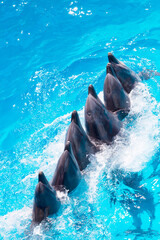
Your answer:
[0,0,160,239]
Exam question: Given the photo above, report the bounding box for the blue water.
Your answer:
[0,0,160,239]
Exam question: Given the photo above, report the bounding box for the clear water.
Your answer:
[0,0,160,239]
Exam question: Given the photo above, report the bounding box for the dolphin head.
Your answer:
[108,53,139,93]
[85,84,121,143]
[50,140,81,192]
[65,109,98,170]
[85,85,105,141]
[106,63,120,93]
[104,63,130,114]
[105,63,120,94]
[85,85,105,124]
[32,173,60,224]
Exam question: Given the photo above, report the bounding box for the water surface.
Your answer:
[0,0,160,239]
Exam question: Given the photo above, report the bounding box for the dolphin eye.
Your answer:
[87,111,91,116]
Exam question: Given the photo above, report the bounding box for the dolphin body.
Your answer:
[104,63,130,120]
[85,85,121,144]
[32,172,61,224]
[108,52,140,93]
[65,110,97,171]
[50,141,81,192]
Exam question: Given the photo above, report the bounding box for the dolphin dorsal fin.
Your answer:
[108,52,119,64]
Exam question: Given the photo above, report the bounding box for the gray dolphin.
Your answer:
[108,52,140,93]
[104,63,130,120]
[50,141,81,192]
[32,172,61,224]
[65,110,97,171]
[85,85,121,144]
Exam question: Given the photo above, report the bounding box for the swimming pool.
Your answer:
[0,0,160,239]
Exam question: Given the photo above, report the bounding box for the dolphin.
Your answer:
[85,85,121,144]
[32,172,61,224]
[104,63,130,120]
[65,110,97,171]
[50,141,82,192]
[108,52,140,93]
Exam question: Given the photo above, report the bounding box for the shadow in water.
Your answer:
[109,169,155,230]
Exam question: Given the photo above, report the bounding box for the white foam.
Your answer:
[0,206,31,238]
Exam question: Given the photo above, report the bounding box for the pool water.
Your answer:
[0,0,160,239]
